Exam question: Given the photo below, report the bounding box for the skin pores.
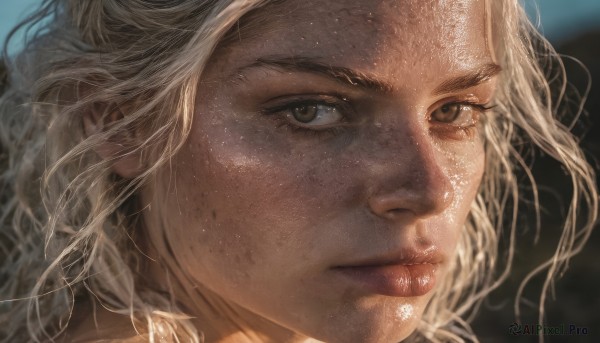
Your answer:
[142,0,497,342]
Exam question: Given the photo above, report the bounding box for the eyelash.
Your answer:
[431,100,495,137]
[262,98,351,137]
[459,101,494,112]
[262,98,494,138]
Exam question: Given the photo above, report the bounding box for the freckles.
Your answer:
[244,249,256,266]
[293,157,365,213]
[232,249,255,280]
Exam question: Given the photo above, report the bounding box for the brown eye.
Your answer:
[432,103,462,123]
[286,103,343,127]
[430,102,481,128]
[292,105,318,123]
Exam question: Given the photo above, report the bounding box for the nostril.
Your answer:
[365,131,457,220]
[367,179,455,221]
[368,193,415,220]
[385,207,410,218]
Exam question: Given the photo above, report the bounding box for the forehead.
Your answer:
[213,0,491,83]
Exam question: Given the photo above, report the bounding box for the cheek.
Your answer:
[162,121,346,287]
[436,138,485,250]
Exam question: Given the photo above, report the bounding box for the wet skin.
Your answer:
[142,0,499,342]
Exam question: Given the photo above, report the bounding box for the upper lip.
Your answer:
[334,246,444,268]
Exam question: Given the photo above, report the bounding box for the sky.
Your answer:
[522,0,600,42]
[1,0,600,53]
[0,0,41,53]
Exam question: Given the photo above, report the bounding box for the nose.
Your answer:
[366,124,454,221]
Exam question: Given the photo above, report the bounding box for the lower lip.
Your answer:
[333,263,438,297]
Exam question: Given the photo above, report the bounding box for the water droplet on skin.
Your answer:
[442,191,452,203]
[396,304,414,321]
[366,12,374,23]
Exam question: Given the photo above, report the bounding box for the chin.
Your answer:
[312,321,419,343]
[300,298,425,343]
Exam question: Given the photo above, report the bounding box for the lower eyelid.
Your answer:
[272,116,349,138]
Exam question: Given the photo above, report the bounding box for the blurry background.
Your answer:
[2,1,600,342]
[3,0,600,50]
[0,0,41,54]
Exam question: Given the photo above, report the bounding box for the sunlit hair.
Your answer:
[0,0,597,342]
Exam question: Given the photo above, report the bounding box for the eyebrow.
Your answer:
[233,56,501,95]
[432,62,502,95]
[233,56,393,92]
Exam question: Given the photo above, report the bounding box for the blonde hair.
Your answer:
[0,1,596,342]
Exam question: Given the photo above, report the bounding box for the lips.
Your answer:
[332,249,442,297]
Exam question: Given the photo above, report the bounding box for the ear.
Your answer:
[83,102,144,178]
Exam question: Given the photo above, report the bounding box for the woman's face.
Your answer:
[148,0,497,341]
